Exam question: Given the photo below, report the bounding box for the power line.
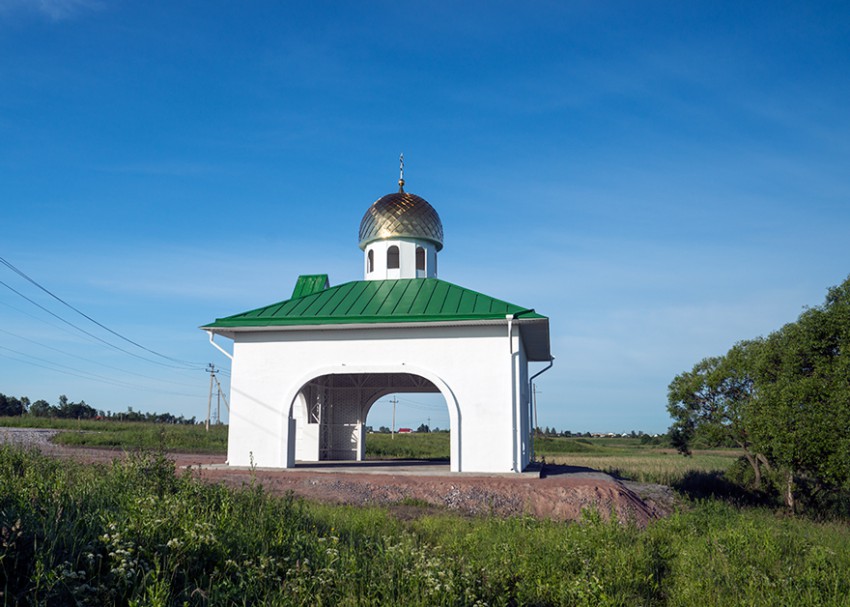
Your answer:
[0,273,203,372]
[0,255,205,369]
[0,296,208,381]
[369,396,445,411]
[0,347,204,398]
[0,297,92,341]
[0,327,202,390]
[396,396,446,410]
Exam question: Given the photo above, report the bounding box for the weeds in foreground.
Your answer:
[1,445,849,606]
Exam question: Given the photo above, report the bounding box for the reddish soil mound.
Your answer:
[213,468,657,525]
[189,462,671,526]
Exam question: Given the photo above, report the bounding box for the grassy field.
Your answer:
[0,416,228,454]
[1,444,848,606]
[365,432,738,486]
[1,418,736,485]
[52,423,229,454]
[534,436,741,485]
[547,451,739,484]
[2,420,849,604]
[364,431,450,460]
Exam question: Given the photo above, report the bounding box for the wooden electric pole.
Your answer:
[391,396,398,439]
[206,363,216,431]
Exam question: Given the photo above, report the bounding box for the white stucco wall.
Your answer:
[223,322,533,473]
[292,392,320,461]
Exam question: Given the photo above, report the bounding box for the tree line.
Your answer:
[668,275,850,513]
[0,393,197,425]
[534,427,665,442]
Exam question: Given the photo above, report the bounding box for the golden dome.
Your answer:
[358,190,444,251]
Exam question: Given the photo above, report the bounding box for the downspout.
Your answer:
[528,357,554,463]
[507,309,536,472]
[506,309,536,352]
[207,330,233,361]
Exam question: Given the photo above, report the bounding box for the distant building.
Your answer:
[203,168,553,472]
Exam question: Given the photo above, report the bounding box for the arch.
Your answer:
[415,246,425,271]
[387,245,400,269]
[283,364,462,471]
[367,249,374,273]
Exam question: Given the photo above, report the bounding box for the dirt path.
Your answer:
[0,427,675,525]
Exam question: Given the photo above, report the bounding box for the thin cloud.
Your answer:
[93,161,219,177]
[0,0,101,20]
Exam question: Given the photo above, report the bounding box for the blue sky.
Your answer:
[1,1,849,433]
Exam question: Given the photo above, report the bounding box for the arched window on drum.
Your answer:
[415,246,425,272]
[387,245,400,269]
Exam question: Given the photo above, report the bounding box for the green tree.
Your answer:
[29,399,53,417]
[0,393,25,416]
[670,275,850,512]
[750,280,850,511]
[56,395,98,419]
[667,340,769,487]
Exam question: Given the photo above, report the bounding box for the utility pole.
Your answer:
[531,384,541,461]
[390,396,398,439]
[216,382,221,425]
[211,372,230,413]
[206,363,216,431]
[533,384,540,435]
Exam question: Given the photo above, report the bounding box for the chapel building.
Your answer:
[203,171,552,472]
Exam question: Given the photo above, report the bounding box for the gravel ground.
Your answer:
[0,427,676,525]
[0,427,61,451]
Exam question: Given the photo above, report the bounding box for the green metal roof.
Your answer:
[204,277,547,329]
[291,274,329,299]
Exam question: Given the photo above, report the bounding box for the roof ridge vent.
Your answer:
[291,274,330,299]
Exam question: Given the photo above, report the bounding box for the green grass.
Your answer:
[52,423,229,454]
[550,451,739,485]
[0,416,120,430]
[1,444,849,606]
[530,436,740,485]
[364,431,449,460]
[0,419,735,485]
[533,436,598,453]
[361,431,643,463]
[0,416,228,454]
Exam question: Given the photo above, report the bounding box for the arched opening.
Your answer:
[415,246,425,272]
[289,372,455,468]
[387,245,400,269]
[367,249,374,273]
